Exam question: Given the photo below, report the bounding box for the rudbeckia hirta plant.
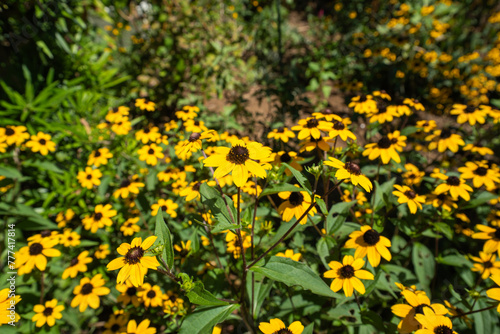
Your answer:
[62,250,93,279]
[486,274,500,313]
[107,236,160,287]
[259,318,304,334]
[414,308,457,334]
[71,274,110,312]
[344,226,392,267]
[363,131,406,164]
[87,147,113,167]
[82,204,117,233]
[16,238,61,275]
[324,255,374,297]
[25,132,56,155]
[291,116,332,140]
[392,185,426,214]
[434,173,473,201]
[32,299,64,327]
[138,143,164,166]
[324,158,373,192]
[278,186,317,222]
[77,167,102,189]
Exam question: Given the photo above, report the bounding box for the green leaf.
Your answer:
[23,160,63,174]
[372,178,396,211]
[259,183,305,198]
[282,163,312,193]
[249,256,341,298]
[0,166,22,179]
[179,304,239,334]
[200,183,237,232]
[154,213,174,269]
[464,191,496,209]
[326,200,357,234]
[437,255,472,268]
[186,283,229,306]
[361,310,386,333]
[317,237,336,268]
[412,242,435,295]
[302,323,314,334]
[433,222,453,240]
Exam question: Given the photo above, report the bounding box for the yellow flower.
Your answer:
[226,231,251,259]
[278,186,317,222]
[344,225,392,267]
[0,288,21,324]
[329,118,357,141]
[110,115,132,135]
[138,143,164,166]
[95,244,110,259]
[470,251,500,279]
[135,126,161,144]
[174,240,192,265]
[272,151,303,175]
[472,225,500,253]
[88,148,113,167]
[450,104,488,125]
[32,299,64,327]
[121,217,141,236]
[486,274,500,313]
[137,283,164,307]
[59,228,81,247]
[124,319,157,334]
[458,161,500,189]
[175,105,200,120]
[16,238,61,275]
[56,208,75,228]
[151,198,179,218]
[276,249,302,261]
[426,129,465,153]
[267,127,296,143]
[426,192,458,212]
[203,139,272,187]
[434,174,473,201]
[299,135,332,152]
[463,143,494,156]
[106,236,160,287]
[325,158,373,192]
[135,98,156,111]
[259,318,304,334]
[349,95,377,115]
[82,204,117,233]
[392,185,426,214]
[71,274,110,312]
[414,308,456,334]
[77,167,102,189]
[324,255,374,297]
[106,106,129,122]
[291,116,332,140]
[116,279,142,307]
[0,125,30,146]
[363,131,406,164]
[104,314,128,334]
[403,163,425,186]
[113,175,145,199]
[178,131,214,155]
[62,250,93,279]
[25,132,56,155]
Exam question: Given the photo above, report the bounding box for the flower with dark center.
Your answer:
[125,247,144,264]
[39,138,46,145]
[363,229,380,245]
[148,148,154,155]
[41,230,51,237]
[194,121,200,126]
[404,190,416,199]
[86,174,92,180]
[345,162,361,175]
[415,304,433,315]
[288,192,304,206]
[111,324,121,332]
[94,150,101,157]
[81,283,94,295]
[192,182,202,191]
[29,243,43,255]
[94,212,103,221]
[358,95,367,102]
[474,167,488,176]
[69,258,79,267]
[146,290,156,298]
[495,228,500,239]
[120,179,131,188]
[377,136,392,148]
[484,261,493,269]
[143,128,150,134]
[274,330,293,334]
[43,307,54,316]
[5,127,14,136]
[434,325,453,334]
[226,145,250,164]
[446,176,460,186]
[189,132,201,141]
[126,287,137,296]
[465,105,475,113]
[391,137,399,144]
[333,121,345,130]
[306,118,319,128]
[340,265,355,278]
[161,205,167,212]
[440,129,452,139]
[280,152,291,163]
[276,127,284,133]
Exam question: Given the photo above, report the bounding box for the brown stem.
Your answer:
[451,304,497,318]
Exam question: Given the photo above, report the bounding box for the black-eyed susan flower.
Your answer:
[174,240,192,265]
[0,289,21,324]
[107,236,160,287]
[110,115,132,135]
[473,225,500,253]
[341,188,367,205]
[324,255,374,297]
[59,228,81,247]
[426,129,465,153]
[103,314,128,334]
[344,225,392,267]
[349,94,377,115]
[116,279,142,307]
[259,318,304,334]
[486,274,500,313]
[403,163,425,186]
[470,251,500,279]
[415,120,437,133]
[328,118,357,141]
[203,139,272,187]
[267,126,296,143]
[113,175,145,199]
[414,307,457,334]
[120,217,141,236]
[184,119,208,133]
[403,98,425,111]
[71,274,110,312]
[31,299,64,327]
[135,126,161,144]
[434,173,473,201]
[426,192,458,212]
[450,104,487,125]
[176,105,199,120]
[241,180,262,196]
[25,132,56,155]
[95,244,110,259]
[27,230,59,243]
[276,249,302,261]
[16,238,61,275]
[391,290,448,333]
[278,186,316,222]
[135,98,156,111]
[463,143,494,156]
[325,158,373,192]
[369,104,400,124]
[137,283,164,307]
[291,116,332,140]
[138,143,164,166]
[88,148,113,167]
[393,185,426,214]
[0,125,30,146]
[77,167,102,189]
[124,319,157,334]
[458,161,500,189]
[82,204,117,233]
[299,135,331,152]
[151,198,178,218]
[62,250,93,279]
[106,106,129,122]
[226,231,251,259]
[56,208,75,228]
[272,151,303,175]
[363,131,406,164]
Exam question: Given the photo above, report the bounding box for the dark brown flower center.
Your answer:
[5,127,14,136]
[391,137,398,144]
[68,236,73,241]
[94,150,101,157]
[111,324,121,332]
[81,283,94,295]
[484,261,493,268]
[288,192,304,206]
[70,258,79,267]
[94,212,103,221]
[333,121,345,130]
[227,145,250,164]
[340,265,355,278]
[126,287,137,296]
[148,148,155,155]
[437,194,446,201]
[147,290,156,298]
[189,132,201,142]
[143,128,151,134]
[377,136,392,149]
[415,304,433,315]
[125,246,144,264]
[440,129,452,139]
[41,230,51,237]
[404,190,416,199]
[274,329,293,334]
[29,243,43,255]
[358,95,367,102]
[86,174,93,180]
[464,105,475,113]
[39,138,47,145]
[306,118,319,128]
[494,228,500,239]
[192,182,202,191]
[434,325,453,334]
[363,229,380,245]
[194,121,200,126]
[120,179,131,188]
[280,152,292,163]
[345,162,361,175]
[446,176,460,186]
[276,127,284,133]
[43,307,54,316]
[161,205,167,212]
[474,167,487,176]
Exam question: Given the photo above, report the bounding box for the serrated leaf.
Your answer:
[155,213,174,269]
[249,256,341,298]
[179,304,239,334]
